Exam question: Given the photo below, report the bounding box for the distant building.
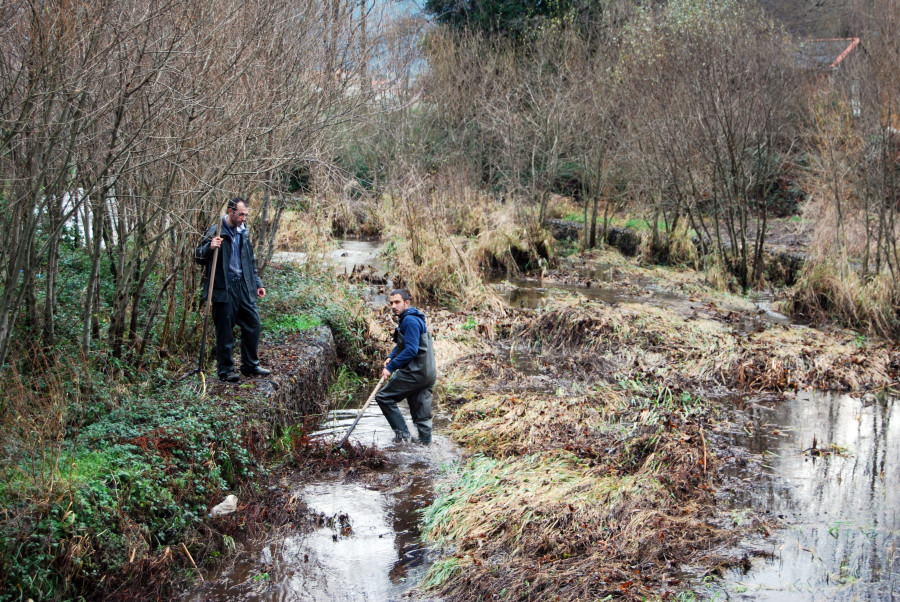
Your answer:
[799,37,862,116]
[798,37,861,72]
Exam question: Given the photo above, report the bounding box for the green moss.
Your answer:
[262,312,324,338]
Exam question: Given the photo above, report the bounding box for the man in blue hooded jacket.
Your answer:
[376,289,437,444]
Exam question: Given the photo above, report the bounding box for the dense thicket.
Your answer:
[0,2,396,597]
[357,0,899,332]
[399,0,797,290]
[0,0,395,371]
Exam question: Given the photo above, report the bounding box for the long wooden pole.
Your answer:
[197,204,228,373]
[336,376,386,449]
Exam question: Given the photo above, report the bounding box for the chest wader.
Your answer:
[375,324,437,444]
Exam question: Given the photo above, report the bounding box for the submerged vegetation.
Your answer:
[420,281,898,600]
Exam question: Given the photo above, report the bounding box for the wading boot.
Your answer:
[392,432,412,445]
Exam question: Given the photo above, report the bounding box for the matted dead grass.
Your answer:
[411,265,899,601]
[512,299,899,393]
[421,382,741,601]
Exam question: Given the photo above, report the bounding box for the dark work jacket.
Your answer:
[388,308,436,386]
[194,217,264,303]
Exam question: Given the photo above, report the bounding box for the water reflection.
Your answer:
[185,399,452,601]
[721,392,900,600]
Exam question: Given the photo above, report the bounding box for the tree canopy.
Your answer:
[423,0,608,38]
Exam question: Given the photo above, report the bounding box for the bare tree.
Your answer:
[0,0,392,370]
[620,0,797,288]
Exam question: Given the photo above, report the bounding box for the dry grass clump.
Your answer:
[274,196,386,252]
[786,259,900,339]
[512,300,899,392]
[733,325,897,391]
[387,232,505,310]
[273,208,337,253]
[640,222,699,268]
[562,244,743,300]
[469,218,553,274]
[542,194,582,220]
[379,186,553,305]
[421,383,735,600]
[702,253,739,291]
[432,186,496,237]
[373,187,512,309]
[667,222,700,266]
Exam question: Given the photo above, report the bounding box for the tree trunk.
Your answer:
[43,195,63,347]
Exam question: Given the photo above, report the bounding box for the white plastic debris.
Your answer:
[209,494,238,517]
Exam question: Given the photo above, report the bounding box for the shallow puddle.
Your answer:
[719,392,900,600]
[185,402,453,602]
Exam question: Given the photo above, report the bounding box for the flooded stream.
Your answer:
[719,392,899,600]
[186,400,453,601]
[188,239,448,601]
[202,238,897,600]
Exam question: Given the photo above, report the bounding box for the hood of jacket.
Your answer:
[398,307,427,331]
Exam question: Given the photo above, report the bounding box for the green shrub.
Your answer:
[0,392,258,601]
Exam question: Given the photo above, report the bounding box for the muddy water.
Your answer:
[187,239,449,601]
[186,400,453,601]
[719,392,900,600]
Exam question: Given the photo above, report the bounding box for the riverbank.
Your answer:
[0,262,374,601]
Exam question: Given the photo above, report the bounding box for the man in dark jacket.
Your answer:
[376,289,437,445]
[195,197,271,382]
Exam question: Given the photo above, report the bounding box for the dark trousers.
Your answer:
[212,277,261,376]
[375,369,434,443]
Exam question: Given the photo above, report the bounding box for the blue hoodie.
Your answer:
[386,307,428,373]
